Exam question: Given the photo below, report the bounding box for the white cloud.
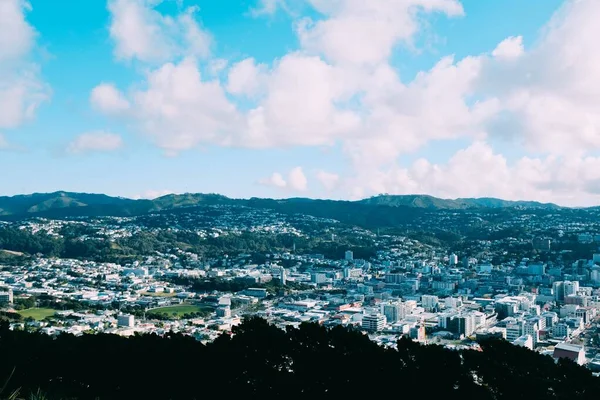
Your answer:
[259,167,308,192]
[259,172,287,189]
[90,83,130,115]
[66,131,124,154]
[492,36,524,59]
[316,170,340,191]
[132,189,174,199]
[479,0,600,155]
[129,57,240,153]
[93,0,600,204]
[288,166,308,191]
[251,0,288,16]
[0,133,8,149]
[0,0,35,62]
[0,0,49,132]
[226,58,267,97]
[298,0,464,66]
[108,0,211,63]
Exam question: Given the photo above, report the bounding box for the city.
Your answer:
[3,197,600,373]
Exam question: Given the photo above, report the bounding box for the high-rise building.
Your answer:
[523,321,540,346]
[311,272,327,284]
[280,267,287,286]
[0,288,13,305]
[216,306,231,318]
[117,314,135,328]
[410,325,426,341]
[345,250,354,261]
[421,295,439,311]
[362,314,386,332]
[449,254,458,266]
[381,302,407,323]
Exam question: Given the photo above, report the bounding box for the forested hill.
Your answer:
[0,191,562,220]
[0,317,598,399]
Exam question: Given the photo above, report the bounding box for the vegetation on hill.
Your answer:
[360,194,561,209]
[0,191,562,221]
[0,317,598,399]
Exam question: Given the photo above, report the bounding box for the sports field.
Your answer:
[18,308,56,320]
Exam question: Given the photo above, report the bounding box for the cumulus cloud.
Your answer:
[91,0,600,204]
[479,0,600,155]
[342,141,600,206]
[0,0,49,132]
[132,189,174,199]
[297,0,464,66]
[108,0,211,63]
[66,131,124,154]
[226,58,267,97]
[492,36,524,59]
[316,170,340,191]
[90,83,130,115]
[128,58,240,153]
[0,0,35,62]
[259,167,308,192]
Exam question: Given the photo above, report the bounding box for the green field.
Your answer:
[18,308,57,320]
[148,304,211,318]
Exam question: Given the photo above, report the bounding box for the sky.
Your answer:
[2,0,600,206]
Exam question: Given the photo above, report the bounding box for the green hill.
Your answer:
[0,191,563,221]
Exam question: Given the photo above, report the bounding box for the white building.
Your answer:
[513,335,534,350]
[449,254,458,266]
[362,314,386,332]
[421,295,439,311]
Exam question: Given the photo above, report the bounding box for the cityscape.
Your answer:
[2,194,600,374]
[3,0,600,397]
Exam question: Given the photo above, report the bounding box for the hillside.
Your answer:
[1,317,598,399]
[359,194,561,210]
[0,192,563,221]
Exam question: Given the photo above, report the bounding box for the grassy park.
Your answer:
[147,304,211,318]
[18,308,57,320]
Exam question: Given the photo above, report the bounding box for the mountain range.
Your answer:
[0,191,563,220]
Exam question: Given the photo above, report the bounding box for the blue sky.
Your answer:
[1,0,599,205]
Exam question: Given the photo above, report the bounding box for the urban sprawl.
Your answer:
[3,205,600,374]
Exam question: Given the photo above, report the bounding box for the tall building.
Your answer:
[523,321,540,346]
[345,250,354,261]
[381,302,407,323]
[216,306,231,318]
[362,314,386,332]
[311,272,327,284]
[280,267,287,286]
[449,254,458,266]
[0,288,13,305]
[410,325,426,341]
[421,295,439,311]
[505,321,524,342]
[117,314,135,328]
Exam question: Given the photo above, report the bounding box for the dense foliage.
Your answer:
[1,317,599,400]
